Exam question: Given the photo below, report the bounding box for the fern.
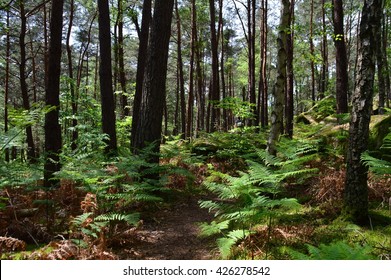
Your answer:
[287,241,376,260]
[94,213,140,225]
[199,139,317,258]
[362,130,391,175]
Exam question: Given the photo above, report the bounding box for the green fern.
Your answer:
[94,213,140,225]
[362,130,391,175]
[287,241,376,260]
[199,139,317,258]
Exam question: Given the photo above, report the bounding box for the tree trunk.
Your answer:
[66,0,78,151]
[267,0,290,155]
[131,0,152,152]
[187,0,195,138]
[376,1,386,115]
[19,1,36,163]
[285,0,294,138]
[4,8,10,162]
[44,0,64,188]
[260,0,269,127]
[132,0,175,163]
[344,0,382,225]
[309,0,316,104]
[117,0,129,117]
[219,0,228,131]
[98,0,117,154]
[319,0,329,99]
[209,0,220,132]
[333,0,349,116]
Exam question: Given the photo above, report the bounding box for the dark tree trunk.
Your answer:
[209,0,220,132]
[248,0,257,127]
[376,1,386,115]
[19,2,36,163]
[309,0,315,104]
[131,0,152,152]
[219,0,228,131]
[44,0,64,188]
[132,0,175,163]
[333,0,349,116]
[117,0,129,117]
[186,0,195,138]
[344,0,382,225]
[4,8,10,162]
[98,0,117,154]
[260,0,268,127]
[319,0,329,99]
[285,0,294,138]
[66,0,78,151]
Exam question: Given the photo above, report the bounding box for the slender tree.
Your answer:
[131,0,152,152]
[267,0,290,155]
[132,0,175,163]
[44,0,64,188]
[4,7,10,162]
[98,0,117,154]
[19,1,36,162]
[285,0,294,138]
[209,0,220,132]
[333,0,349,116]
[309,0,316,104]
[344,0,382,225]
[259,0,268,127]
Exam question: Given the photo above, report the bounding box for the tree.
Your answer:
[19,1,36,162]
[132,0,175,163]
[44,0,64,188]
[98,0,117,154]
[267,0,290,155]
[131,0,152,153]
[209,0,220,132]
[285,0,294,138]
[259,0,268,128]
[344,0,382,225]
[332,0,349,116]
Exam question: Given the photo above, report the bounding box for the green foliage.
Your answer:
[287,241,376,260]
[362,130,391,175]
[199,139,318,258]
[216,97,256,120]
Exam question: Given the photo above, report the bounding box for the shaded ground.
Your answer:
[118,195,217,260]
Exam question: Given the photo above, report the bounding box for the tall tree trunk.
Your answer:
[19,1,36,163]
[195,6,205,134]
[44,0,64,188]
[319,0,329,99]
[187,0,195,138]
[260,0,268,127]
[117,0,129,117]
[209,0,220,132]
[219,0,228,131]
[309,0,316,104]
[132,0,175,163]
[376,1,386,115]
[66,0,78,151]
[131,0,152,152]
[247,0,256,127]
[4,8,10,162]
[98,0,117,154]
[267,0,290,155]
[383,13,391,109]
[344,0,382,225]
[333,0,349,117]
[285,0,294,139]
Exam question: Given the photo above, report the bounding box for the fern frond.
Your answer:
[94,212,140,225]
[199,220,230,237]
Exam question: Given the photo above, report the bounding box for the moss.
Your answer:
[368,114,391,150]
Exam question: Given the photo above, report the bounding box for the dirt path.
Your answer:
[120,195,217,260]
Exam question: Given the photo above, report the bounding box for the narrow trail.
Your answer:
[121,195,217,260]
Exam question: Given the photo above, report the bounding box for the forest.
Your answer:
[0,0,390,260]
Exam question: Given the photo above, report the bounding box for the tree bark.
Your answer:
[209,0,220,132]
[66,0,78,151]
[44,0,64,188]
[309,0,316,104]
[285,0,294,138]
[98,0,117,154]
[117,0,129,117]
[344,0,382,225]
[4,8,10,162]
[333,0,349,116]
[19,1,36,163]
[260,0,268,127]
[131,0,152,152]
[132,0,175,163]
[267,0,290,155]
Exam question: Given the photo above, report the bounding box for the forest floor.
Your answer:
[118,194,216,260]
